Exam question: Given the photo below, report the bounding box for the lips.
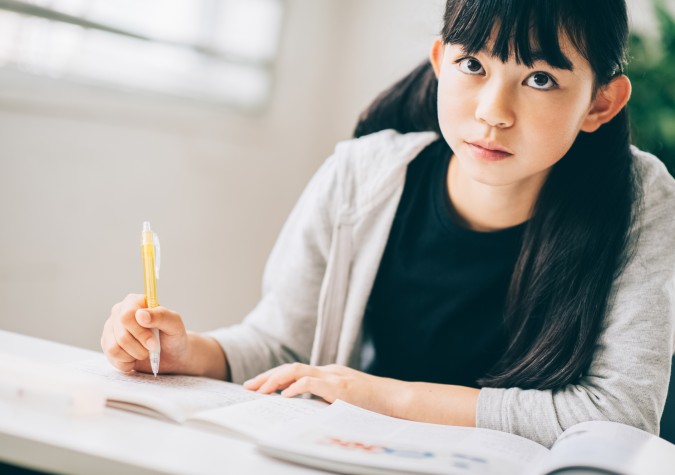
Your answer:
[466,141,513,161]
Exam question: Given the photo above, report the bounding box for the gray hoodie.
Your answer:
[209,129,675,448]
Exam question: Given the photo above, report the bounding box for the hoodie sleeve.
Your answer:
[205,129,439,384]
[206,150,340,384]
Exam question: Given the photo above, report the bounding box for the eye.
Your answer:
[455,57,485,75]
[526,72,558,90]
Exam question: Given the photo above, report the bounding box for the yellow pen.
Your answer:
[141,221,161,376]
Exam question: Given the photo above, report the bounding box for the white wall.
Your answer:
[1,0,653,351]
[0,0,444,350]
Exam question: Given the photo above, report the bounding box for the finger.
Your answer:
[102,318,135,362]
[110,359,136,373]
[101,318,112,353]
[242,365,286,390]
[243,363,303,391]
[243,374,268,390]
[101,320,138,367]
[281,376,333,401]
[257,363,320,394]
[115,294,157,351]
[117,312,156,353]
[118,293,146,320]
[135,307,186,337]
[112,322,149,361]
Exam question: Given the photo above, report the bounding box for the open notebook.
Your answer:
[67,357,327,441]
[3,353,671,474]
[258,400,675,475]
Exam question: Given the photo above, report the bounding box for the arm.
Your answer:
[242,250,672,445]
[184,332,229,380]
[243,363,480,427]
[204,151,341,383]
[398,382,479,427]
[476,276,674,447]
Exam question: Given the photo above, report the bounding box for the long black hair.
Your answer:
[355,0,642,390]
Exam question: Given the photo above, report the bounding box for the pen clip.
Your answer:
[153,232,161,280]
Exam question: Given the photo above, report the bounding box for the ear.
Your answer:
[430,38,445,78]
[581,75,632,133]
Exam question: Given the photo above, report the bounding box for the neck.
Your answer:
[446,155,546,232]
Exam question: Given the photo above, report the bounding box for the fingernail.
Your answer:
[243,379,252,386]
[146,338,157,351]
[136,310,151,324]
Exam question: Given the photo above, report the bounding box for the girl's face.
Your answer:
[431,36,598,193]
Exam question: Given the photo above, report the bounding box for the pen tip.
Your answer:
[150,352,159,377]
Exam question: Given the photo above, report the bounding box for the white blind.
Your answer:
[0,0,284,109]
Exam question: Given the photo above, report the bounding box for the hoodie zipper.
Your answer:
[310,221,353,366]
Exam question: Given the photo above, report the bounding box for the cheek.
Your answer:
[523,96,587,155]
[436,76,473,137]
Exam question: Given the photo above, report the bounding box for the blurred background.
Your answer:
[0,0,672,351]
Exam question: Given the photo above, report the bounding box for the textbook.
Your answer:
[258,399,675,475]
[66,357,327,441]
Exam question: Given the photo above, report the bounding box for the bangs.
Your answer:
[441,0,589,71]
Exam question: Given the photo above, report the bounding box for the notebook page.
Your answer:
[260,399,548,475]
[538,420,674,475]
[190,396,328,440]
[69,357,264,422]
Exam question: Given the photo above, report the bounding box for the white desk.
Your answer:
[0,330,327,475]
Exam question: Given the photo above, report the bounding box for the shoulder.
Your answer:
[631,146,675,211]
[631,146,675,236]
[331,129,439,212]
[334,129,439,162]
[626,146,675,278]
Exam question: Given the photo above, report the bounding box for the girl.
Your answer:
[101,0,675,448]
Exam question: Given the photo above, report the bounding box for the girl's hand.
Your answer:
[101,294,228,379]
[243,363,407,417]
[101,294,191,374]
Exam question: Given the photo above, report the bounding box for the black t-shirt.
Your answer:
[362,140,525,388]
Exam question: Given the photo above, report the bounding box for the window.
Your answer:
[0,0,284,109]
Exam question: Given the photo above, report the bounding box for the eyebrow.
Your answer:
[528,50,574,71]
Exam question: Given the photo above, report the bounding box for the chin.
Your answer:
[469,174,517,187]
[453,153,514,185]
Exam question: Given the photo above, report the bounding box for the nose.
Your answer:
[475,79,515,129]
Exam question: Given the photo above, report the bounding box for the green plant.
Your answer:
[626,1,675,176]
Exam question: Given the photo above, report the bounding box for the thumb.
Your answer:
[135,307,185,336]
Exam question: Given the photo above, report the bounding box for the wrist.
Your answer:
[390,379,416,419]
[185,332,228,380]
[391,381,479,427]
[369,376,412,419]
